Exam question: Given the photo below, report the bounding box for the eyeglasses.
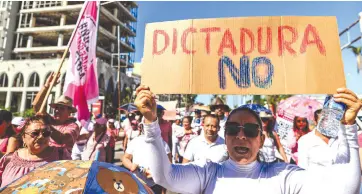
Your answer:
[225,122,260,138]
[25,129,52,138]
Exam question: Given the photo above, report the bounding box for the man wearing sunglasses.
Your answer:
[183,114,228,164]
[32,72,80,154]
[209,97,230,139]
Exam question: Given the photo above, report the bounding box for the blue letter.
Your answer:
[252,57,274,88]
[218,56,251,89]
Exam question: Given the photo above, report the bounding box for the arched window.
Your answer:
[28,72,40,87]
[12,73,24,87]
[0,73,8,87]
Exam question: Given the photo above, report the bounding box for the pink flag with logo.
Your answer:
[63,1,100,121]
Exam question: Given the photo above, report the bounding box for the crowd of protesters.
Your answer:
[0,72,361,194]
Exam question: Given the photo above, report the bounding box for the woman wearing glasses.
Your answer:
[259,111,288,163]
[135,86,361,194]
[0,115,71,188]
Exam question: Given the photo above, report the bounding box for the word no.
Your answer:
[152,24,325,56]
[219,56,274,89]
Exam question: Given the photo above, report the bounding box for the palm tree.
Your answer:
[348,46,362,73]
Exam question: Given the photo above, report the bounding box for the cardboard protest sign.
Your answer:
[142,16,346,95]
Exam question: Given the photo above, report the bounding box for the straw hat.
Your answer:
[209,97,230,112]
[49,95,77,113]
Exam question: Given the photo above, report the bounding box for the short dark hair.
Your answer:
[183,116,193,123]
[203,114,220,126]
[314,109,322,122]
[0,110,12,123]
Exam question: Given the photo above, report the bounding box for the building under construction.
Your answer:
[0,1,138,115]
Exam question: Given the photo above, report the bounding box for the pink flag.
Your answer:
[63,1,100,121]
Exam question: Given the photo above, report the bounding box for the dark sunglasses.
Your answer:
[25,129,52,138]
[225,122,260,138]
[261,118,270,122]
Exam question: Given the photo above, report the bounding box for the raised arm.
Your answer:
[135,86,212,194]
[32,72,60,113]
[288,88,362,194]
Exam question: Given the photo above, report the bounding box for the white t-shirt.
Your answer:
[126,130,141,147]
[183,135,228,163]
[126,135,170,187]
[298,129,343,170]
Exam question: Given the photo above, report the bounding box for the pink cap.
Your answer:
[95,117,107,125]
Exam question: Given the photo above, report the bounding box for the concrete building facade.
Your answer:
[0,1,138,114]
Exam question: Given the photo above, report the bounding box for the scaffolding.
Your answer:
[339,12,362,50]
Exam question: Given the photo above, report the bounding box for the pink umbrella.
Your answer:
[276,96,323,122]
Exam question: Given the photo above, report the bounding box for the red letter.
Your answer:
[172,28,177,54]
[152,30,169,55]
[200,27,221,54]
[181,27,197,54]
[240,28,255,55]
[218,29,237,56]
[258,27,272,54]
[300,24,326,55]
[278,26,298,56]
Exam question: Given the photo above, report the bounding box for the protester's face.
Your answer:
[94,123,106,133]
[175,119,181,125]
[108,123,115,129]
[201,112,208,120]
[296,117,307,129]
[157,110,164,119]
[22,122,51,154]
[183,118,191,129]
[214,105,225,117]
[225,110,264,165]
[203,117,219,139]
[54,105,71,122]
[261,118,270,131]
[131,122,138,130]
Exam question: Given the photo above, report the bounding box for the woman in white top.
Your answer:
[135,86,361,194]
[259,111,288,163]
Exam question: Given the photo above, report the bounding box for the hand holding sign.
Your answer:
[135,86,157,123]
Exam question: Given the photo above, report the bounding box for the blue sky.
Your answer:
[134,1,362,106]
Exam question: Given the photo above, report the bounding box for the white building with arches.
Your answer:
[0,59,134,113]
[0,1,138,114]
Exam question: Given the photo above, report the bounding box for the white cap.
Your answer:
[11,117,24,126]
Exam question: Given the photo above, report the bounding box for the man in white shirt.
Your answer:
[298,109,348,169]
[182,114,228,164]
[122,134,172,194]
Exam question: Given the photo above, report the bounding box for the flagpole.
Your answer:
[38,2,89,114]
[117,25,121,116]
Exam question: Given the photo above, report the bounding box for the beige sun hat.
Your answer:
[49,95,77,113]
